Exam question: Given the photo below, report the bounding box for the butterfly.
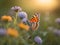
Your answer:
[19,13,40,31]
[29,13,40,30]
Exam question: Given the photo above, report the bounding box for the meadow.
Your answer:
[0,0,60,45]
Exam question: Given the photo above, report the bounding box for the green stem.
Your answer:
[6,23,10,28]
[14,12,18,25]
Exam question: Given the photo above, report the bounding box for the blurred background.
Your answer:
[0,0,60,45]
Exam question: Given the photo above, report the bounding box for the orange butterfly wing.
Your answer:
[30,15,38,23]
[29,14,40,30]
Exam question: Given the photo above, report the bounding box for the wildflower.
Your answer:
[11,6,22,12]
[55,18,60,24]
[34,36,42,44]
[21,18,28,24]
[7,28,19,37]
[18,11,27,19]
[18,22,30,31]
[0,28,7,36]
[53,29,60,36]
[1,15,12,22]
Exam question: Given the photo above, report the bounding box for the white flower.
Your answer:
[18,11,27,19]
[11,6,22,12]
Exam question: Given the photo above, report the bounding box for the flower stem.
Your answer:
[6,23,10,28]
[14,12,18,25]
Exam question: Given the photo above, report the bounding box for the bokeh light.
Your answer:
[36,0,59,11]
[15,0,59,12]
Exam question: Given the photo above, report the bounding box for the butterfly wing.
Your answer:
[29,13,40,30]
[30,14,39,23]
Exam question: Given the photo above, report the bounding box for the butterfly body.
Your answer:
[30,14,39,23]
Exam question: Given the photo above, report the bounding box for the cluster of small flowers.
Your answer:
[0,6,28,37]
[0,28,19,37]
[0,6,30,39]
[47,18,60,37]
[48,27,60,36]
[0,6,42,44]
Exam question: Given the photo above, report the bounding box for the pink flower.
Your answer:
[53,29,60,36]
[11,6,22,12]
[55,18,60,24]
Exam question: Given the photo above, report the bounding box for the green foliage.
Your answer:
[0,0,60,45]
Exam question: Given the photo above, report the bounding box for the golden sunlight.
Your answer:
[17,0,58,11]
[35,0,58,11]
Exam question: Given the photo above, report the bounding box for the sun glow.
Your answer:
[36,0,58,11]
[37,0,54,4]
[17,0,58,11]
